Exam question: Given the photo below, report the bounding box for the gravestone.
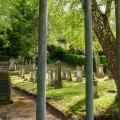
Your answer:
[25,59,28,65]
[66,68,72,81]
[18,68,22,77]
[21,69,25,79]
[0,71,13,106]
[93,75,99,98]
[9,58,16,71]
[82,66,85,78]
[32,62,36,70]
[29,71,34,82]
[62,70,67,80]
[76,66,82,82]
[24,74,29,81]
[33,70,37,82]
[48,69,54,87]
[54,61,63,88]
[18,55,22,63]
[94,49,104,78]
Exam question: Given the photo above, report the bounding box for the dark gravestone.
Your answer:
[0,71,13,106]
[54,61,63,88]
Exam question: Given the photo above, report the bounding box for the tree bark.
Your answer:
[82,0,119,89]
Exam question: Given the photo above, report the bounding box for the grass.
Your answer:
[11,75,117,116]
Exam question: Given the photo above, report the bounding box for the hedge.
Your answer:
[47,45,108,72]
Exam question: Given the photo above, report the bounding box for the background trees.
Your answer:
[0,0,118,87]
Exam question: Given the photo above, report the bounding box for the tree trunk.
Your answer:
[91,0,119,89]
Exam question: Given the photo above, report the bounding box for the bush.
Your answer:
[100,56,107,64]
[63,54,85,66]
[47,45,66,59]
[47,45,108,73]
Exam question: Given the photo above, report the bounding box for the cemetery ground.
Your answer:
[0,88,63,120]
[10,63,118,119]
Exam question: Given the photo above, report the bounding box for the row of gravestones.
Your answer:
[10,60,84,88]
[47,62,85,89]
[17,67,37,83]
[15,61,84,87]
[18,55,36,65]
[8,58,113,99]
[9,57,37,71]
[17,61,100,99]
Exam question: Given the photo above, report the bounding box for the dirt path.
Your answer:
[0,89,63,120]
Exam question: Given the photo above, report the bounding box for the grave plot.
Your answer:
[10,61,117,117]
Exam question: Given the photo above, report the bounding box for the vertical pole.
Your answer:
[84,0,93,120]
[37,0,47,120]
[115,0,120,118]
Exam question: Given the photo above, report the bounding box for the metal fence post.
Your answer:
[84,0,94,120]
[37,0,47,120]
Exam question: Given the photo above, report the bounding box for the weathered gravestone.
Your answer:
[82,66,85,78]
[94,49,104,78]
[18,55,22,63]
[48,69,54,87]
[21,69,25,79]
[76,66,82,82]
[28,70,34,82]
[93,75,99,98]
[66,68,72,81]
[9,58,16,71]
[54,61,63,88]
[0,71,13,106]
[33,70,37,83]
[62,70,67,80]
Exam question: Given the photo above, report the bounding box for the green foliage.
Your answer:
[48,45,107,72]
[63,54,85,66]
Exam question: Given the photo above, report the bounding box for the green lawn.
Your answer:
[11,75,117,116]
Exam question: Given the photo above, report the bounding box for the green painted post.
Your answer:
[84,0,94,120]
[115,0,120,118]
[37,0,47,120]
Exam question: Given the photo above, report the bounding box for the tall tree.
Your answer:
[83,0,119,92]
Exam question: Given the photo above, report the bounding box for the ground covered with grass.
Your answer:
[11,75,118,116]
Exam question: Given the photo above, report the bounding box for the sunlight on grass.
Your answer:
[11,75,117,116]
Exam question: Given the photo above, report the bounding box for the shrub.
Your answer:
[63,54,85,66]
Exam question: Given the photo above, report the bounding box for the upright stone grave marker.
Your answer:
[93,74,99,98]
[94,49,104,78]
[18,55,22,63]
[82,65,85,78]
[48,69,54,87]
[62,70,67,80]
[54,61,63,88]
[21,68,25,79]
[29,70,34,82]
[76,66,82,82]
[33,70,37,83]
[9,58,16,71]
[66,68,72,81]
[0,71,13,106]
